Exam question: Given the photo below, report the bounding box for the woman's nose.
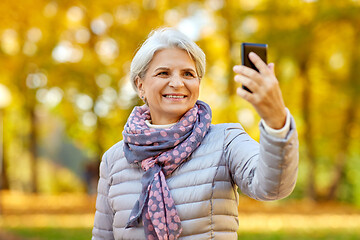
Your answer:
[169,75,184,88]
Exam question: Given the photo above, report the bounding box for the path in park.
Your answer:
[1,191,360,238]
[0,230,25,240]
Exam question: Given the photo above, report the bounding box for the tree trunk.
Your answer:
[326,96,357,200]
[222,0,236,97]
[0,109,10,190]
[300,60,317,200]
[29,105,38,193]
[326,29,360,200]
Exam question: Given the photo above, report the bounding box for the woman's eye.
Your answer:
[157,72,168,76]
[184,72,195,77]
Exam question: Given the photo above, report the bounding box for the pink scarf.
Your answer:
[123,100,212,240]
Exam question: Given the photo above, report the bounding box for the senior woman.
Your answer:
[92,28,298,240]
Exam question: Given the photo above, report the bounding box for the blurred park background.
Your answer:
[0,0,359,239]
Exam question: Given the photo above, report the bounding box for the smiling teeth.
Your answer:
[165,95,185,98]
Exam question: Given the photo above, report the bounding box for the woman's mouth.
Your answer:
[163,94,186,99]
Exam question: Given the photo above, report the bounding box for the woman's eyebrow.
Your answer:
[153,67,196,73]
[182,68,196,72]
[154,67,170,72]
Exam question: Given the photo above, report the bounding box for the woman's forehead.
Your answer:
[148,48,196,69]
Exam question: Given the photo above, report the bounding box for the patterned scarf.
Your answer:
[123,100,212,240]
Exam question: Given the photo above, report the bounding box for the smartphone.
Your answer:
[241,43,268,92]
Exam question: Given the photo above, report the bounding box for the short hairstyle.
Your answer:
[130,27,206,92]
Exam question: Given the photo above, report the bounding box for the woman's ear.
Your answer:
[135,76,146,102]
[135,76,144,93]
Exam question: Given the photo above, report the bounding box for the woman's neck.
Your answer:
[145,120,177,129]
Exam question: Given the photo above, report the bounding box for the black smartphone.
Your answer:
[241,43,268,92]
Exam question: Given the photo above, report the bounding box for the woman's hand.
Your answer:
[233,52,287,129]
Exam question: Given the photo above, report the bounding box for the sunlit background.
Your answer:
[0,0,359,239]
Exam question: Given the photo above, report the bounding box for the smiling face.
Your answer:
[136,48,200,125]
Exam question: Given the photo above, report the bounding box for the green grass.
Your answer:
[5,228,360,240]
[6,227,92,240]
[238,230,360,240]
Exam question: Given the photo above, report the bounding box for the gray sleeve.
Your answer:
[92,152,115,240]
[225,115,299,201]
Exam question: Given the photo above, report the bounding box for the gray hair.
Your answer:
[130,27,206,92]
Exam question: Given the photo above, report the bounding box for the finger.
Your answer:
[233,65,241,73]
[233,65,257,76]
[249,52,271,75]
[233,65,262,85]
[234,74,259,92]
[236,86,255,103]
[268,63,275,74]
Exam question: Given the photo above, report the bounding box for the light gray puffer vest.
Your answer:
[92,120,298,240]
